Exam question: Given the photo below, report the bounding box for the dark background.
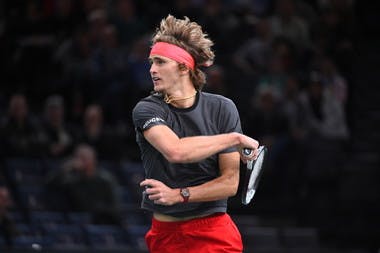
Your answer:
[0,0,379,252]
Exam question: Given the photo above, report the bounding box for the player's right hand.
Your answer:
[238,135,259,163]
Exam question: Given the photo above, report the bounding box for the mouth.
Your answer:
[152,76,161,82]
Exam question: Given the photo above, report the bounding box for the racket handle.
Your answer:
[242,148,252,156]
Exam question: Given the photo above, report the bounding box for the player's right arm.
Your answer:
[143,124,258,163]
[133,99,258,164]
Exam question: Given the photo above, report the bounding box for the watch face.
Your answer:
[181,188,190,197]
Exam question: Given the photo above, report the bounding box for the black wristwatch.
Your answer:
[180,188,190,203]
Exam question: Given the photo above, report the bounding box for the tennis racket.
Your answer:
[241,146,268,205]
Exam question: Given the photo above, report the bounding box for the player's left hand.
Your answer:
[140,179,181,206]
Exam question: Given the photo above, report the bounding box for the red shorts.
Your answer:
[145,213,243,253]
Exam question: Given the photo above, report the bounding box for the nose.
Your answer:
[150,63,156,74]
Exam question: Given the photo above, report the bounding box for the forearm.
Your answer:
[144,125,258,164]
[186,173,239,203]
[176,151,240,203]
[164,172,239,205]
[144,126,242,163]
[173,133,241,163]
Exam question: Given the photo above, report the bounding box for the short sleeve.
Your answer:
[132,99,168,132]
[218,98,242,153]
[219,98,242,134]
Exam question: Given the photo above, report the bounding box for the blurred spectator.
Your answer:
[125,34,152,115]
[108,0,148,47]
[87,8,108,48]
[310,3,354,77]
[39,95,76,158]
[244,86,291,203]
[233,18,273,76]
[54,25,103,100]
[95,24,130,123]
[245,86,289,150]
[282,75,307,141]
[197,0,237,57]
[270,0,310,49]
[299,71,349,140]
[319,56,348,105]
[204,65,228,95]
[0,94,42,157]
[45,144,122,225]
[127,35,152,93]
[48,0,82,40]
[296,72,350,224]
[0,186,17,249]
[78,104,123,160]
[97,24,128,80]
[256,37,296,100]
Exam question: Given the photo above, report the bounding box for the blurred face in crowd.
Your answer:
[84,105,103,132]
[85,105,103,125]
[73,145,97,176]
[101,25,119,48]
[259,91,276,112]
[46,104,64,128]
[9,94,28,122]
[0,187,12,214]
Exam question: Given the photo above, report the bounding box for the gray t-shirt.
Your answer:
[132,91,242,217]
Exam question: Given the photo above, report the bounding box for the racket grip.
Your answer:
[242,148,252,156]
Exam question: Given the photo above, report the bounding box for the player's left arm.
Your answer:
[140,151,240,205]
[187,151,241,202]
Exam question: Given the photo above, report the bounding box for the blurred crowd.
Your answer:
[0,0,356,250]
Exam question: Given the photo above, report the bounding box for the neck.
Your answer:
[164,89,197,108]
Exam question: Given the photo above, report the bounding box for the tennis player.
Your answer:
[132,15,259,253]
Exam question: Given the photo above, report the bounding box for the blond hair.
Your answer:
[152,15,215,90]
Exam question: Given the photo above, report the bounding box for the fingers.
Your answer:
[140,178,159,187]
[140,179,161,196]
[147,193,161,201]
[239,135,260,162]
[140,179,175,206]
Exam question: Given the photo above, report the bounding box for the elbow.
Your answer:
[164,148,186,163]
[228,183,239,197]
[225,176,239,197]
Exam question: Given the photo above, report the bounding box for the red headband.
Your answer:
[150,42,195,70]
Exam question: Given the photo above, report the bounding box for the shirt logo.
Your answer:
[143,117,165,130]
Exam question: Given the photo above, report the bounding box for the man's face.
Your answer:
[149,55,183,93]
[73,147,96,175]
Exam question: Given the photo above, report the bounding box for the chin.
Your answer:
[154,85,164,93]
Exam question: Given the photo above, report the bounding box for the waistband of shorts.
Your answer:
[151,212,229,231]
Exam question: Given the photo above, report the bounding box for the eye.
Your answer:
[149,57,166,66]
[156,58,165,65]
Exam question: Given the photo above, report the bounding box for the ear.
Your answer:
[178,63,190,75]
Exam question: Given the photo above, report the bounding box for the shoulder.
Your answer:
[134,93,164,108]
[201,92,235,104]
[133,94,166,114]
[200,92,237,109]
